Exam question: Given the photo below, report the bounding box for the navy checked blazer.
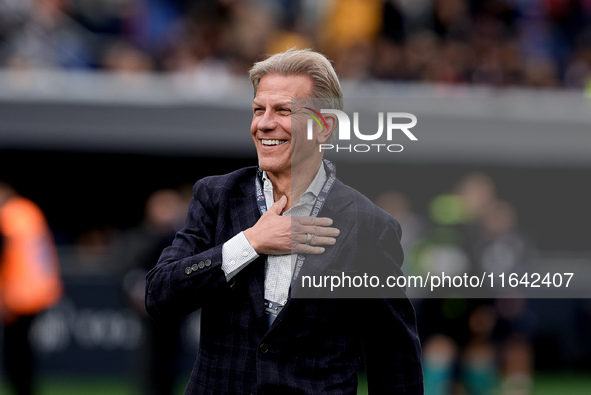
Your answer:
[146,166,423,394]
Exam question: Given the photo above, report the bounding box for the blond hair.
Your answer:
[249,48,343,110]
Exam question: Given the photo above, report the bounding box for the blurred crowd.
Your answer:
[2,0,591,90]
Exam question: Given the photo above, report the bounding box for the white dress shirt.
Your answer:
[221,164,327,306]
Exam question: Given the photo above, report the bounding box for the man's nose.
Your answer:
[257,110,277,131]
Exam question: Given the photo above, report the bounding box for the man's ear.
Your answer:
[318,113,337,144]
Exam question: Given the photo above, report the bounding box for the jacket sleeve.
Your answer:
[145,179,232,321]
[360,218,424,394]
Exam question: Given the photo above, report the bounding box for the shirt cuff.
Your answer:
[221,231,259,281]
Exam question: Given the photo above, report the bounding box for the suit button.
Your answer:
[259,343,269,354]
[198,261,205,269]
[185,267,192,275]
[205,259,211,266]
[191,264,198,272]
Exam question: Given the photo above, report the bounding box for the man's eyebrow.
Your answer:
[252,101,292,108]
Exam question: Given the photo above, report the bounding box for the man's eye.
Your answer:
[253,108,264,115]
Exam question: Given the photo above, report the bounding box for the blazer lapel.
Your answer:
[297,180,354,278]
[247,257,267,327]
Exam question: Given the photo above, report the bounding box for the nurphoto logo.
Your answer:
[305,109,418,153]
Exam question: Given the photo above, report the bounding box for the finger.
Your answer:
[268,195,287,215]
[295,233,337,246]
[301,225,340,237]
[310,235,337,246]
[292,243,325,255]
[297,216,333,227]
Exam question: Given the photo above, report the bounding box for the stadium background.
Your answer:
[1,0,591,394]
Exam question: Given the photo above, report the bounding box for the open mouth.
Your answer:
[261,139,288,146]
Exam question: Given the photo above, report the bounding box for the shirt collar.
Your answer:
[261,163,327,201]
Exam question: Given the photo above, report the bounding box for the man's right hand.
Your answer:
[243,196,340,255]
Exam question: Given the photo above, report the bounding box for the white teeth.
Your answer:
[262,139,287,146]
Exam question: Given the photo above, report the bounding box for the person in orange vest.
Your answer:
[0,180,63,395]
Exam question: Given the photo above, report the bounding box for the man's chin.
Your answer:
[258,161,289,176]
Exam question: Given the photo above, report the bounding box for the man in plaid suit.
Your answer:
[146,49,423,394]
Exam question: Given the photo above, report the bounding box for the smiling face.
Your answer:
[251,73,324,180]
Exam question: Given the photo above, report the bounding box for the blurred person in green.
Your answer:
[411,172,535,395]
[409,173,499,395]
[0,180,63,395]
